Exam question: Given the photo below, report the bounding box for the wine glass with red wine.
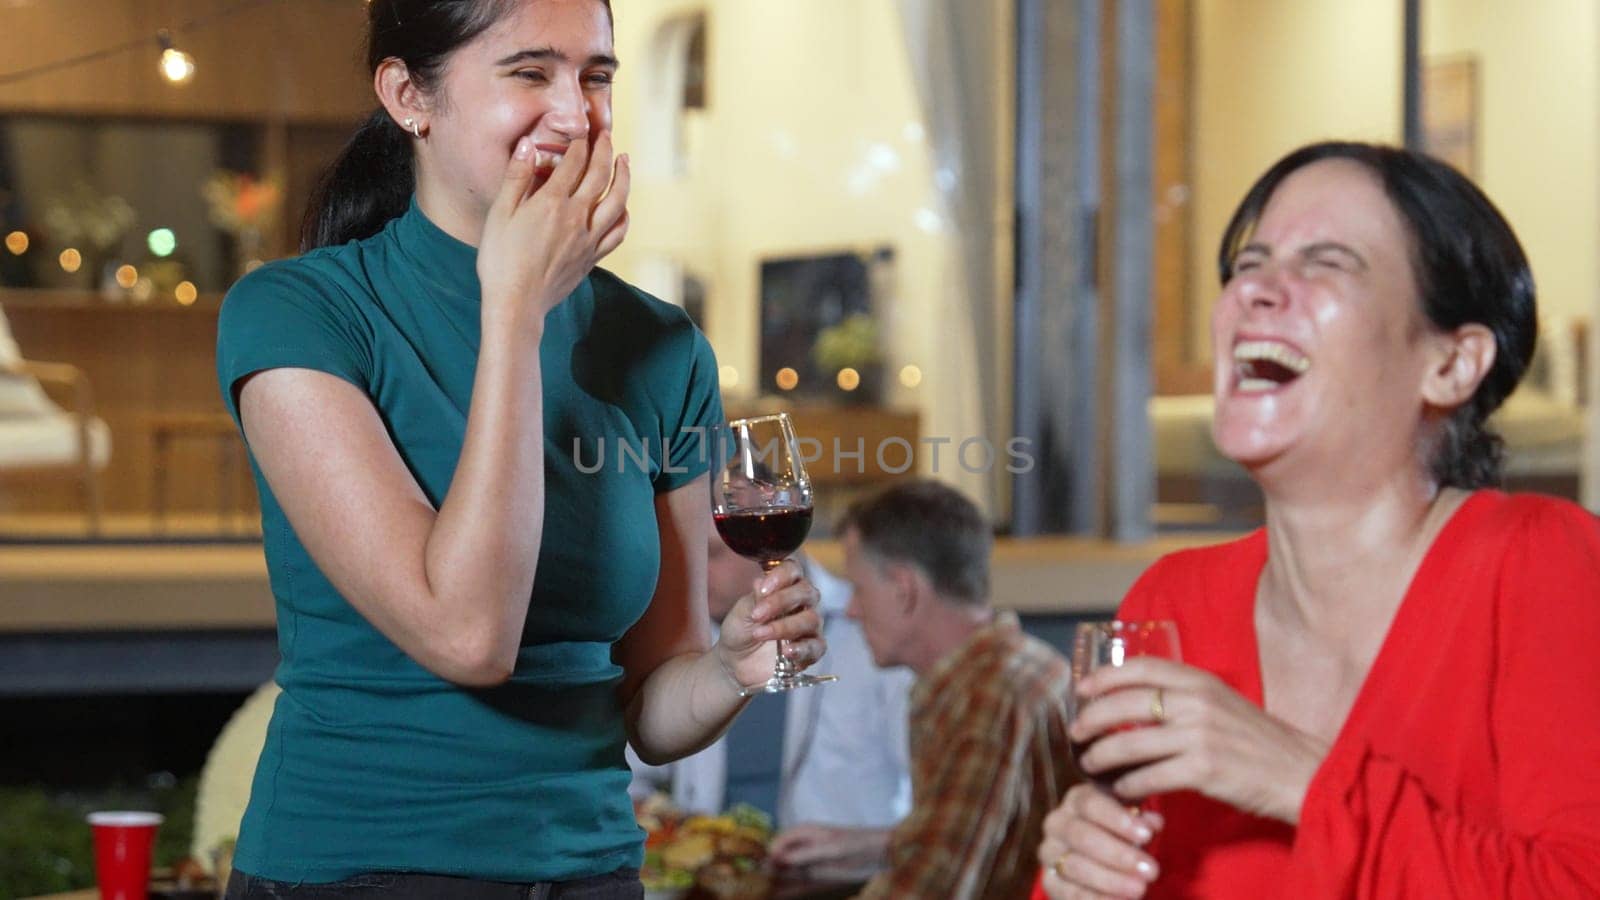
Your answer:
[1069,620,1182,802]
[710,413,836,695]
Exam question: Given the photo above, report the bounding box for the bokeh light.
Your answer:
[147,228,177,257]
[160,48,196,84]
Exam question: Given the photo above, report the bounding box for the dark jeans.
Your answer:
[225,868,643,900]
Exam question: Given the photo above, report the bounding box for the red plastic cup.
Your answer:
[87,811,163,900]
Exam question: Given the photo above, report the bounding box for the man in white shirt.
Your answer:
[628,519,914,864]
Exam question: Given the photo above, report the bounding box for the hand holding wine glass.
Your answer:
[1069,650,1330,824]
[1068,620,1182,801]
[710,414,836,695]
[1037,621,1180,898]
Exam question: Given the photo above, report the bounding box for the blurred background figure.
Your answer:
[815,479,1075,900]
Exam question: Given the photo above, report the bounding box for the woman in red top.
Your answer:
[1033,142,1600,899]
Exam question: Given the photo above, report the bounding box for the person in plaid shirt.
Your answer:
[785,479,1076,899]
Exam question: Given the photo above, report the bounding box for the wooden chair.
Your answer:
[0,306,110,534]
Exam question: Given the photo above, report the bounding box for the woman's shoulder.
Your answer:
[1446,489,1599,552]
[221,241,377,313]
[215,248,387,392]
[1144,531,1268,591]
[1120,531,1267,620]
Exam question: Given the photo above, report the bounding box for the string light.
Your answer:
[836,368,861,391]
[719,366,740,390]
[775,367,799,391]
[899,364,923,388]
[0,0,272,88]
[115,265,139,289]
[175,281,199,305]
[157,31,196,85]
[4,231,27,255]
[58,248,82,273]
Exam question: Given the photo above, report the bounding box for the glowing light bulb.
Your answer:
[59,248,82,273]
[175,281,199,305]
[719,365,740,390]
[836,368,861,391]
[160,46,195,84]
[899,364,923,388]
[775,367,799,391]
[4,231,28,255]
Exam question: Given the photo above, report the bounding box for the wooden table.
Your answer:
[770,876,864,900]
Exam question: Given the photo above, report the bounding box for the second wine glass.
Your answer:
[1068,619,1182,801]
[710,413,836,695]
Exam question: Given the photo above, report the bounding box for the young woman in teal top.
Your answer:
[214,2,825,897]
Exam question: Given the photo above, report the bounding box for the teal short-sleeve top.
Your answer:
[215,199,724,883]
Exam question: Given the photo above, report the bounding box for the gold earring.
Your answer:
[403,116,421,138]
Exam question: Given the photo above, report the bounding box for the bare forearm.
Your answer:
[423,321,547,663]
[627,648,749,765]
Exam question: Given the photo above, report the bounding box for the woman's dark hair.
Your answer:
[302,0,613,251]
[1217,141,1537,490]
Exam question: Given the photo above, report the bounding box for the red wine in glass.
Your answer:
[713,507,814,565]
[1069,620,1182,801]
[710,414,835,695]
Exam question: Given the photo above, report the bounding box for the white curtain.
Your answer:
[896,0,1009,512]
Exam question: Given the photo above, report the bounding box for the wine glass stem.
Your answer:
[761,559,799,677]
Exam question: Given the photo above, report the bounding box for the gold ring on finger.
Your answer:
[1150,687,1165,723]
[1052,850,1073,880]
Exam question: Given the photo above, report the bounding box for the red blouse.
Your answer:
[1032,491,1600,898]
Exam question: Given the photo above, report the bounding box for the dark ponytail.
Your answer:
[303,0,613,250]
[300,109,415,251]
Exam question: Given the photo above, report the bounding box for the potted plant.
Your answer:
[810,313,883,404]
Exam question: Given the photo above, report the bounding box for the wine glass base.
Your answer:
[740,672,838,697]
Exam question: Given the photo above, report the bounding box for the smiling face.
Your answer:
[413,0,616,234]
[1210,159,1443,490]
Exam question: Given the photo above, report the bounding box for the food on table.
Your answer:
[636,794,774,898]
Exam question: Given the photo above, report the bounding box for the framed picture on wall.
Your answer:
[758,247,893,404]
[1421,56,1478,178]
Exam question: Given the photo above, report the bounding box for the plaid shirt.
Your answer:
[857,612,1076,900]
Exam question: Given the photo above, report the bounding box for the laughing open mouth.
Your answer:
[1233,340,1310,392]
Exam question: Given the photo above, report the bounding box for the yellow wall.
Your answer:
[1423,0,1599,339]
[608,0,999,504]
[1187,0,1405,358]
[1188,0,1599,366]
[612,0,945,399]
